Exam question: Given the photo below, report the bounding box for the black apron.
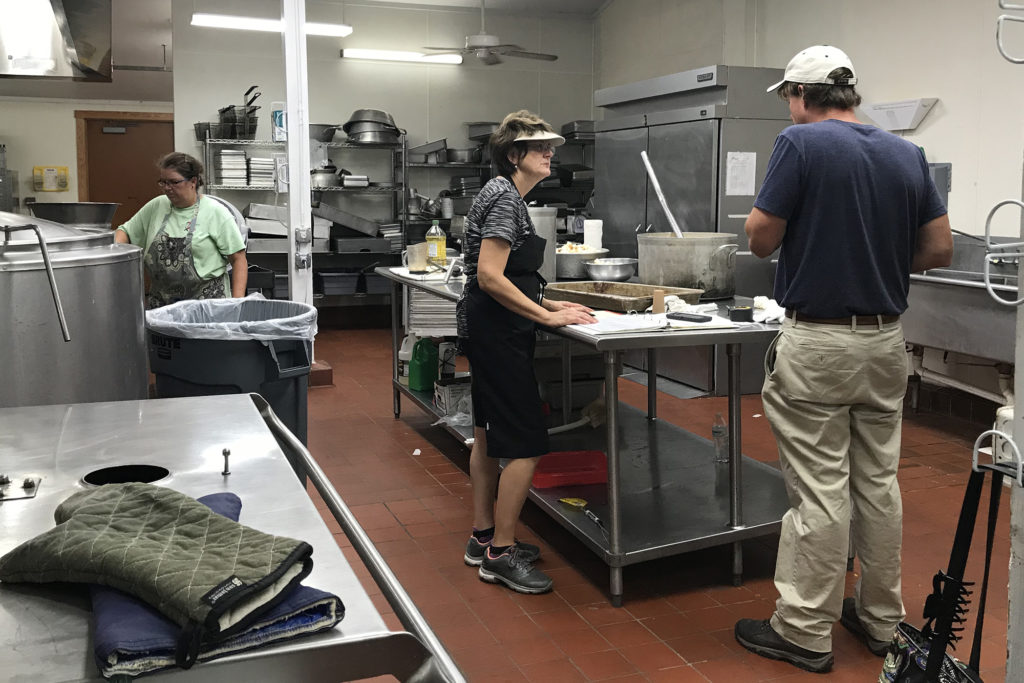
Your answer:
[464,233,550,459]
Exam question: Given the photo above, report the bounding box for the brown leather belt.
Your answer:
[788,311,900,326]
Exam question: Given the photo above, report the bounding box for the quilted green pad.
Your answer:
[0,483,313,642]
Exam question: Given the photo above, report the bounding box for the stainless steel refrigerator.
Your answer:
[593,65,789,393]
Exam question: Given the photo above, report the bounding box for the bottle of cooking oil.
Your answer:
[425,219,447,268]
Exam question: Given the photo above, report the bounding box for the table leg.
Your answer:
[562,338,573,425]
[646,347,657,420]
[391,280,402,419]
[727,343,744,585]
[605,350,624,605]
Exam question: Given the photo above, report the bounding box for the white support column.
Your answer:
[1007,151,1024,679]
[281,0,313,307]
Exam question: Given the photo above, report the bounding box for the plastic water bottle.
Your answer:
[712,412,729,463]
[426,219,447,267]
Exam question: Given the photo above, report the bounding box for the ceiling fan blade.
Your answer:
[502,50,558,61]
[422,46,467,53]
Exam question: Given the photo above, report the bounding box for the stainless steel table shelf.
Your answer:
[0,394,463,682]
[376,267,787,606]
[394,380,474,446]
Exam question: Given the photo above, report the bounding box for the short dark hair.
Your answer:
[489,110,557,178]
[778,67,861,110]
[158,152,205,189]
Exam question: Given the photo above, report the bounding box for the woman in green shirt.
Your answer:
[115,152,247,309]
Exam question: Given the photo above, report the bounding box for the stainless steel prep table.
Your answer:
[0,394,462,682]
[377,267,788,606]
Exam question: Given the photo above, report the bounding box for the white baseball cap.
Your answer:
[766,45,858,92]
[513,130,565,147]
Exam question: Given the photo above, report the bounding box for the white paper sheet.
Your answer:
[725,151,756,196]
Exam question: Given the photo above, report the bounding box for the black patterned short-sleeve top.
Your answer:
[455,175,536,340]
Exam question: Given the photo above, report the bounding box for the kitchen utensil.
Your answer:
[345,121,398,136]
[465,122,498,141]
[402,242,430,273]
[245,91,262,107]
[446,147,482,163]
[640,150,685,238]
[342,109,397,132]
[309,124,341,143]
[409,139,447,155]
[558,497,608,536]
[637,232,738,300]
[347,130,401,145]
[583,258,637,282]
[555,247,609,279]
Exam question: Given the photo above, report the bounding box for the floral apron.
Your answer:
[144,197,228,309]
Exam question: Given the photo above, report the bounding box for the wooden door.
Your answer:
[76,112,174,228]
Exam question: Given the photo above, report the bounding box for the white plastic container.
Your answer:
[583,219,603,250]
[398,333,419,385]
[271,101,287,142]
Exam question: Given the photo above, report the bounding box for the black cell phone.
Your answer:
[666,312,713,323]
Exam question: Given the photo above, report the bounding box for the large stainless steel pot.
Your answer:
[0,211,147,407]
[637,232,738,299]
[29,202,120,231]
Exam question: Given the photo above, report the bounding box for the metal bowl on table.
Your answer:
[555,247,609,279]
[309,123,342,143]
[583,257,638,282]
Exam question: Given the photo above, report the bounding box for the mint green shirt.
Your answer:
[117,195,245,280]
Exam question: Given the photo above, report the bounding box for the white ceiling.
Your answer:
[0,0,607,101]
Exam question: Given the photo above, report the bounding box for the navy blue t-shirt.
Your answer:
[754,119,947,317]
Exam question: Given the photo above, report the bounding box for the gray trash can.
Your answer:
[146,297,318,444]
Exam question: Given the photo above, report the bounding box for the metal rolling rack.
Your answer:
[377,267,789,606]
[0,394,464,682]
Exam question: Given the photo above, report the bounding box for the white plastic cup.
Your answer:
[583,219,603,250]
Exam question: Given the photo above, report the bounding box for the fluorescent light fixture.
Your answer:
[191,13,353,37]
[340,48,462,64]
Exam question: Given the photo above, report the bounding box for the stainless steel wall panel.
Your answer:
[645,119,718,235]
[594,126,649,259]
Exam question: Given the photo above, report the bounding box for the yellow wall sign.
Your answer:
[33,166,70,192]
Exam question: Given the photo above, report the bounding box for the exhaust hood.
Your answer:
[0,0,112,81]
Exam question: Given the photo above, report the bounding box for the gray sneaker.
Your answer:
[839,598,891,657]
[734,619,834,674]
[463,536,540,567]
[478,545,552,594]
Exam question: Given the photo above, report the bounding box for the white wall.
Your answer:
[596,0,1024,238]
[171,0,595,196]
[0,98,173,204]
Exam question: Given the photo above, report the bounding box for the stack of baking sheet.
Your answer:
[247,157,275,187]
[214,149,247,186]
[407,287,458,337]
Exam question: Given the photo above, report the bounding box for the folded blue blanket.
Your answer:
[91,493,344,679]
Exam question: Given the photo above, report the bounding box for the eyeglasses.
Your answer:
[157,177,189,188]
[525,141,555,154]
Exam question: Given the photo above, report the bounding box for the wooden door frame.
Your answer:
[75,111,173,199]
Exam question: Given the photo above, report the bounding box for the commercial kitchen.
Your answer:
[2,0,1024,681]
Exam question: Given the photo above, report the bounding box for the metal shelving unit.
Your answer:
[199,135,407,308]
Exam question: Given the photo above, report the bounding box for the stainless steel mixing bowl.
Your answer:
[583,257,638,282]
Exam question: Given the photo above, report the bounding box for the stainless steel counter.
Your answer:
[376,267,788,605]
[0,395,462,682]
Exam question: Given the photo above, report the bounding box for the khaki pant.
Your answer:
[763,317,908,652]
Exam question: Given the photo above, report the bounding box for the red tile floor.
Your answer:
[306,328,1010,682]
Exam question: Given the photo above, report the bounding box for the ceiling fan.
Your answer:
[422,0,558,66]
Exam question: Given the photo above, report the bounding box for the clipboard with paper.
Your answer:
[568,311,735,338]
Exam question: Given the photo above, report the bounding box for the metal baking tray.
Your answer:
[408,138,447,155]
[545,281,703,312]
[311,202,380,236]
[465,122,499,141]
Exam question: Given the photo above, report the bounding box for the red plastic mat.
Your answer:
[532,450,608,488]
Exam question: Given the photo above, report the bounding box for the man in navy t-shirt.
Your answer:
[733,45,952,674]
